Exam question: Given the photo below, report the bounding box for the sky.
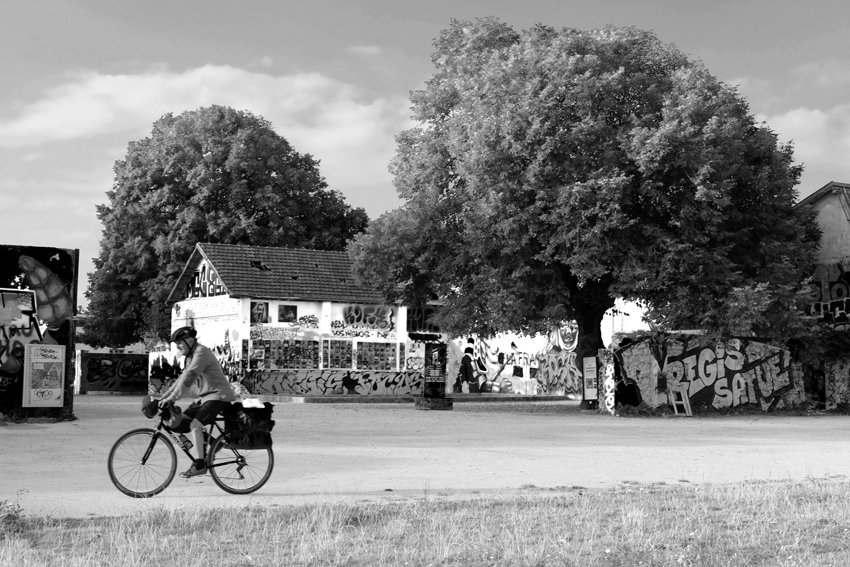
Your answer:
[2,0,849,307]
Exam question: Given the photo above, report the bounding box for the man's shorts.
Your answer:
[183,400,231,426]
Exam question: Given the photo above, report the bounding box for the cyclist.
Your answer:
[158,326,239,478]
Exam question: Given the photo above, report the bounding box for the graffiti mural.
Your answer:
[824,359,850,410]
[0,290,41,411]
[598,349,616,415]
[407,305,440,334]
[330,304,397,339]
[79,353,148,393]
[244,369,423,396]
[615,335,802,412]
[809,263,850,329]
[444,323,581,396]
[184,259,226,299]
[536,349,581,395]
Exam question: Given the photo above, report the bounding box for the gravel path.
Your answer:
[3,396,849,518]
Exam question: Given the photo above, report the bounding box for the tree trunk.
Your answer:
[569,280,614,408]
[574,307,607,365]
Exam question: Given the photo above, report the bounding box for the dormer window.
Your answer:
[249,260,271,272]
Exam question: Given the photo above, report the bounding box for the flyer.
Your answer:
[23,344,65,407]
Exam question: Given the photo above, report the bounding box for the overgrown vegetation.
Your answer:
[0,497,25,541]
[3,479,850,566]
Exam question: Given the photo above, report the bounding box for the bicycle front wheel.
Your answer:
[108,428,177,498]
[208,435,274,494]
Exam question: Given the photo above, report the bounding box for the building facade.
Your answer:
[153,243,586,398]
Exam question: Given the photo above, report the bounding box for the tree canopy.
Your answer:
[85,105,368,346]
[349,19,820,360]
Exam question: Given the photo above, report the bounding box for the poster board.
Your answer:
[582,356,598,401]
[23,344,66,407]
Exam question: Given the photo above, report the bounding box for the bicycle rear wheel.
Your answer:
[208,435,274,494]
[108,428,177,498]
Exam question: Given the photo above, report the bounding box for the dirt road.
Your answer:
[3,396,849,518]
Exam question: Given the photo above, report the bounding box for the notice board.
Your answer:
[23,344,66,407]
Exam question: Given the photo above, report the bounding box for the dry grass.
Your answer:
[3,477,850,566]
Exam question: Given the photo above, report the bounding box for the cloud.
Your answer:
[0,65,414,215]
[731,60,850,194]
[347,45,383,56]
[758,103,850,194]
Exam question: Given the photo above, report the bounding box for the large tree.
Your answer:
[349,19,819,361]
[86,105,368,346]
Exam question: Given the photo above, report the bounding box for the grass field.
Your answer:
[3,477,850,566]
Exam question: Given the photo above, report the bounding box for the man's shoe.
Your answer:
[180,460,207,478]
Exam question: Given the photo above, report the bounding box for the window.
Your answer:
[250,301,269,324]
[278,304,298,323]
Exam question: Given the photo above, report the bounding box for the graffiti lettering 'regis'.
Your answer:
[663,339,792,411]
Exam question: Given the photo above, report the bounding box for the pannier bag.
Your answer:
[223,402,275,449]
[141,395,159,418]
[162,402,192,433]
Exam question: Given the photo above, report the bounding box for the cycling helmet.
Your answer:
[170,326,197,343]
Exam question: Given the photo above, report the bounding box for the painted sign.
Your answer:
[23,344,65,407]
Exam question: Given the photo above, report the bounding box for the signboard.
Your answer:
[23,344,66,407]
[422,343,447,398]
[582,356,598,401]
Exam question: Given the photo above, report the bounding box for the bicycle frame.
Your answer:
[145,416,234,470]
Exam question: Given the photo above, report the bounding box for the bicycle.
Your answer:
[107,401,274,497]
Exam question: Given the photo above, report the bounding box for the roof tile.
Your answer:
[169,243,385,304]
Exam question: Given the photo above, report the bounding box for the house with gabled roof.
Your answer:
[793,181,850,409]
[796,180,850,327]
[156,242,597,399]
[160,242,427,397]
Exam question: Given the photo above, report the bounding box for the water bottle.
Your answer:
[178,434,193,451]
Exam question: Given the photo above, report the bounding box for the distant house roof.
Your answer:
[796,180,850,208]
[166,243,386,305]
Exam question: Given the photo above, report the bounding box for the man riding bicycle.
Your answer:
[158,326,239,478]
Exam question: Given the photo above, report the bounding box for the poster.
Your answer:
[23,344,66,407]
[582,356,598,401]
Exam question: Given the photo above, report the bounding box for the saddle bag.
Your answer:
[223,402,275,449]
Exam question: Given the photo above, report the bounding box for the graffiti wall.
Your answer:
[810,263,850,329]
[610,335,804,412]
[443,324,582,397]
[77,352,148,393]
[823,359,850,410]
[244,369,423,396]
[0,245,78,418]
[166,291,585,398]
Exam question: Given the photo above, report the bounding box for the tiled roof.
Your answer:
[167,243,386,304]
[796,180,850,208]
